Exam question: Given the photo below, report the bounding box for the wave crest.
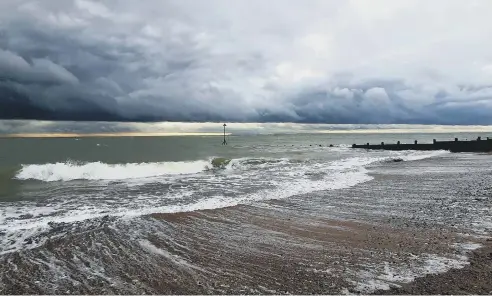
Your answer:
[15,160,211,182]
[13,150,449,182]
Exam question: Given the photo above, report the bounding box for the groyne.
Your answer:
[352,137,492,153]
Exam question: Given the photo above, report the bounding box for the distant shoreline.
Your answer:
[0,132,232,138]
[2,130,492,139]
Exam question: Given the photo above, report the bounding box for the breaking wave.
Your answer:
[13,150,449,182]
[2,149,452,255]
[15,160,211,182]
[12,157,273,182]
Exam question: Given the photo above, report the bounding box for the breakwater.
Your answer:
[352,137,492,153]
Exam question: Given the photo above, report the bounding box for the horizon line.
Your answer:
[1,128,492,138]
[0,132,232,138]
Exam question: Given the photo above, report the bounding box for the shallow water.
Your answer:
[0,132,491,294]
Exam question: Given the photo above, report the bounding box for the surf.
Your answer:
[15,160,211,182]
[13,150,450,182]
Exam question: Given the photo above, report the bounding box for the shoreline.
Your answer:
[3,201,486,294]
[146,200,490,294]
[141,204,492,295]
[1,152,491,294]
[373,240,492,295]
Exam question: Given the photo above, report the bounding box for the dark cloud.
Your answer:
[1,0,492,125]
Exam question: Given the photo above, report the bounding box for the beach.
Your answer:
[376,240,492,295]
[0,133,491,294]
[2,0,492,292]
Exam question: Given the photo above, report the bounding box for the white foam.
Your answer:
[349,253,469,293]
[330,156,386,170]
[109,163,374,222]
[472,219,492,234]
[398,150,450,161]
[452,242,482,251]
[138,239,202,271]
[2,149,450,254]
[2,155,374,254]
[0,206,116,255]
[15,160,211,181]
[421,254,468,274]
[328,150,449,171]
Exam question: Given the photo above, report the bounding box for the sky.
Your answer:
[1,0,492,133]
[2,120,492,136]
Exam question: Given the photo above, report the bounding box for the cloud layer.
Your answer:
[1,0,492,124]
[3,120,492,136]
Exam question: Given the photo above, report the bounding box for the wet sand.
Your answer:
[375,240,492,295]
[145,205,488,294]
[1,153,491,294]
[2,202,487,294]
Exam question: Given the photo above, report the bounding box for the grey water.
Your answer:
[0,132,487,166]
[0,131,491,294]
[0,132,488,241]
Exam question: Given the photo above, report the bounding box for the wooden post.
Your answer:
[222,123,227,145]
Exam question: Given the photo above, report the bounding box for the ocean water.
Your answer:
[0,132,491,294]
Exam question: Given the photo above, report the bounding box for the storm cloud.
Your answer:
[1,0,492,124]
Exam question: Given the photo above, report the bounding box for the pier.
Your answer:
[352,137,492,153]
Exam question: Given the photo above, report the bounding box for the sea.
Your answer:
[0,132,491,294]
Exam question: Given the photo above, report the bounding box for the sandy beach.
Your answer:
[1,142,491,294]
[2,0,492,292]
[375,240,492,294]
[2,202,489,294]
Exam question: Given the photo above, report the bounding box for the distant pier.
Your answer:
[352,137,492,153]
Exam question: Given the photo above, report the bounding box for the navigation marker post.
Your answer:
[222,123,227,145]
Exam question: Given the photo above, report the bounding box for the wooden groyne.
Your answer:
[352,137,492,153]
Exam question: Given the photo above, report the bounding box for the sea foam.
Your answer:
[15,160,211,182]
[3,150,450,255]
